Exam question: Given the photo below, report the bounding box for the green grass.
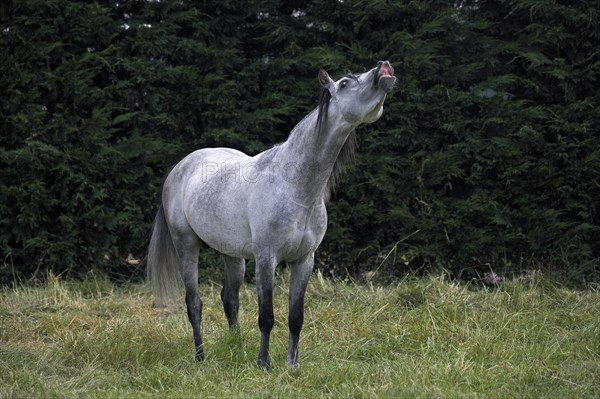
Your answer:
[1,271,599,398]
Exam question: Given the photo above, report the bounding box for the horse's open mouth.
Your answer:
[378,62,394,79]
[375,61,396,92]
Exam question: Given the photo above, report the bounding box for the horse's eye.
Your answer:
[339,80,348,89]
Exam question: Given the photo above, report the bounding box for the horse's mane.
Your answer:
[316,87,357,203]
[316,87,331,134]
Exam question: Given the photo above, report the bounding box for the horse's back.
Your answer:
[184,147,251,165]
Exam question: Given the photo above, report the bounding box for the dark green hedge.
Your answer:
[1,0,598,283]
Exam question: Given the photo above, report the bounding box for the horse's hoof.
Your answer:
[287,360,300,369]
[257,358,270,370]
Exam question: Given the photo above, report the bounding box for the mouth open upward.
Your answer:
[374,61,396,92]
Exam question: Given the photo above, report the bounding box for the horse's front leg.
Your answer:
[255,253,277,369]
[287,253,314,367]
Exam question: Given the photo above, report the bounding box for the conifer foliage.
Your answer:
[1,0,598,283]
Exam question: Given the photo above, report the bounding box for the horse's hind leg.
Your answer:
[174,235,204,362]
[221,255,245,328]
[287,253,314,367]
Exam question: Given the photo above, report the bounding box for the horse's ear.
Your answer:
[318,68,333,88]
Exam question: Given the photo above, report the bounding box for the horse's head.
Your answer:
[318,61,396,126]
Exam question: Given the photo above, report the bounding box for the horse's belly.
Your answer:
[186,192,254,257]
[191,214,253,258]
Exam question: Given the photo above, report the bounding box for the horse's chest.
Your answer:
[266,202,327,258]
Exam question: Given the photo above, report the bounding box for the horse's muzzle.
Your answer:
[375,60,396,92]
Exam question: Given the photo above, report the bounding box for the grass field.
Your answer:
[1,271,599,398]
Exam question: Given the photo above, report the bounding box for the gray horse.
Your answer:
[147,61,396,368]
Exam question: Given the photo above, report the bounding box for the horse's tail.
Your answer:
[147,205,181,308]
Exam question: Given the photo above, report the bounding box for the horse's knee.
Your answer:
[288,296,305,334]
[259,309,274,333]
[288,312,304,336]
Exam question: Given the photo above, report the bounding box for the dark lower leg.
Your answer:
[222,256,245,329]
[221,285,240,328]
[287,255,314,367]
[287,298,304,366]
[185,290,204,361]
[258,289,274,369]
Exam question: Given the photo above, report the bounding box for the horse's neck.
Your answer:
[273,108,353,204]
